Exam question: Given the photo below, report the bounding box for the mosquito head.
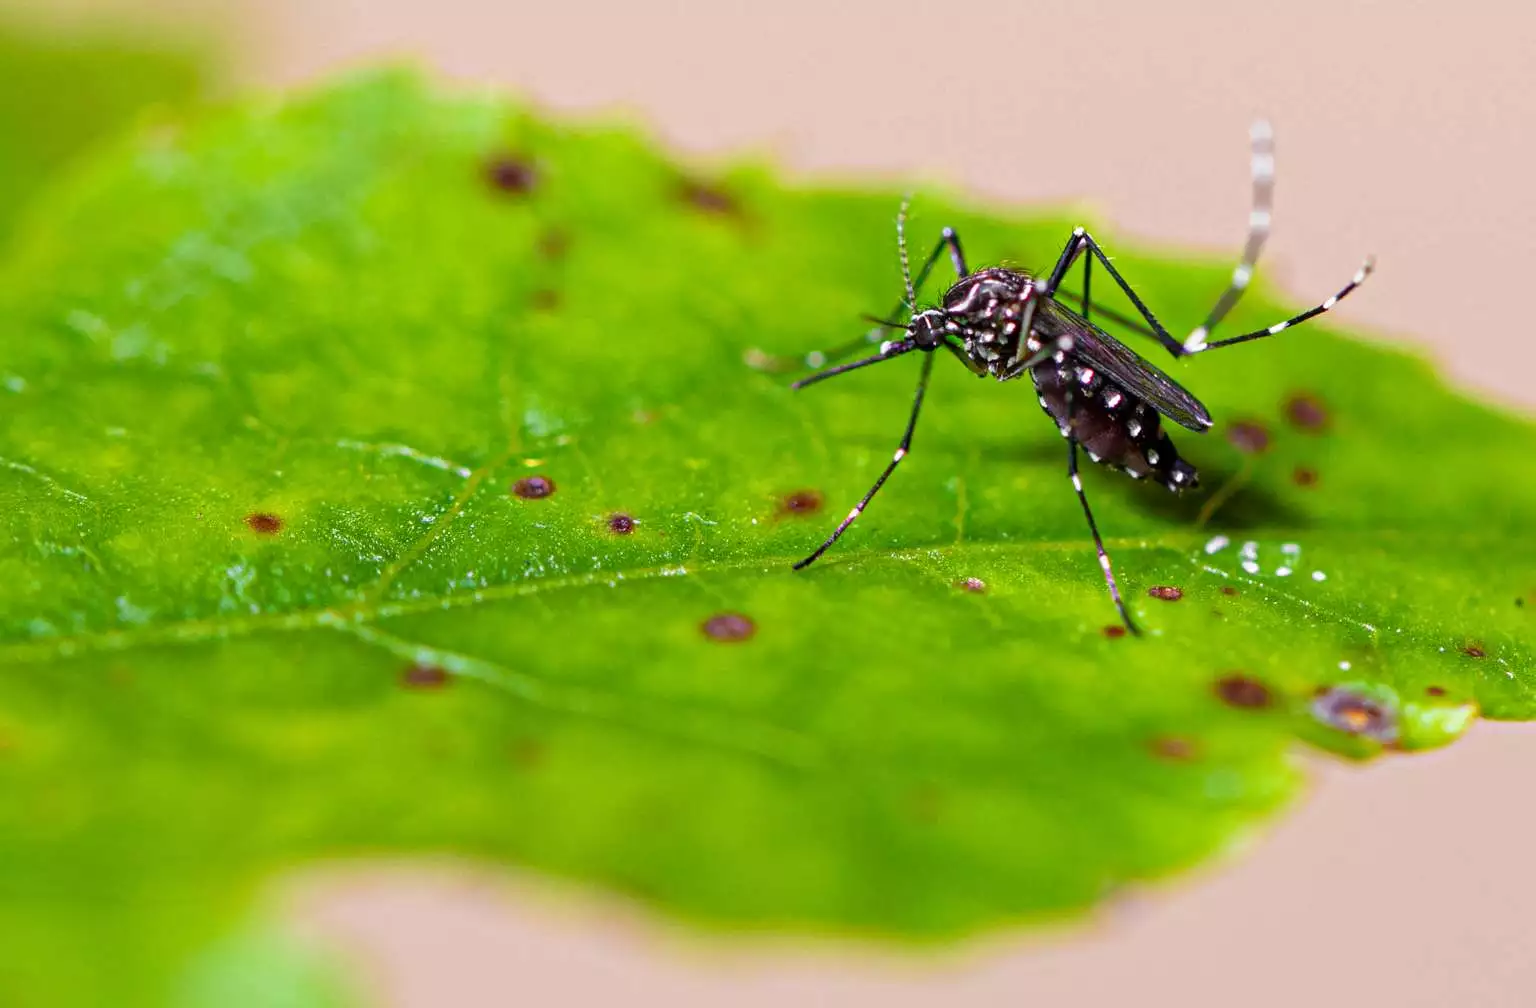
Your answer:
[907,308,946,349]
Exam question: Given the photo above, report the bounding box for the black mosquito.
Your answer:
[760,122,1373,634]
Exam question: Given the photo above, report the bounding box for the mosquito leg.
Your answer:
[794,351,937,569]
[1037,122,1279,359]
[1053,123,1276,357]
[1186,122,1373,351]
[1081,248,1093,323]
[743,325,892,375]
[792,338,917,390]
[942,338,987,376]
[1196,258,1375,350]
[1182,120,1276,353]
[748,221,967,373]
[1051,230,1186,356]
[1007,225,1176,370]
[1067,439,1139,635]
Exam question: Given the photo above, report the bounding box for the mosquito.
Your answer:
[765,122,1373,634]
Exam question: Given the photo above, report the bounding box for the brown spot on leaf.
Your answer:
[245,512,283,535]
[679,177,740,216]
[1461,642,1487,658]
[1102,624,1127,639]
[780,489,824,516]
[1426,685,1447,697]
[702,612,755,642]
[485,153,537,194]
[957,577,987,594]
[1148,585,1184,601]
[1215,675,1273,709]
[1226,419,1271,454]
[1283,391,1330,432]
[1220,585,1240,597]
[512,475,556,499]
[1149,735,1199,761]
[401,663,450,690]
[510,737,545,768]
[1311,687,1398,743]
[530,288,560,311]
[536,228,569,260]
[607,512,636,535]
[1292,466,1319,487]
[907,784,944,823]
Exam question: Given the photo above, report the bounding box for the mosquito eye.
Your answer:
[905,315,940,347]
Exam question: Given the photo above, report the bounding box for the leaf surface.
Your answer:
[1,72,1531,1005]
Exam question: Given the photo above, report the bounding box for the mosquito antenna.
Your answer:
[896,196,916,309]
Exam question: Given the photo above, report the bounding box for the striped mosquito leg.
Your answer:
[1067,441,1140,635]
[1200,257,1375,351]
[794,351,936,570]
[1184,119,1276,353]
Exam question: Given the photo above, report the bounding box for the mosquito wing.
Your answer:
[1043,303,1213,431]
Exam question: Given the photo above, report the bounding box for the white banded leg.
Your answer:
[794,351,937,570]
[1183,119,1276,353]
[1198,258,1375,351]
[1067,440,1139,635]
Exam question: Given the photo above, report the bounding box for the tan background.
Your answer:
[28,1,1536,1004]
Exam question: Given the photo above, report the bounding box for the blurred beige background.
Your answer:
[27,1,1536,1004]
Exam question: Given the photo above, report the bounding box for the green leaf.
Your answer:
[1,71,1532,1005]
[171,913,358,1008]
[0,21,206,248]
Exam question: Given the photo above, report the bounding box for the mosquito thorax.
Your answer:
[938,267,1038,376]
